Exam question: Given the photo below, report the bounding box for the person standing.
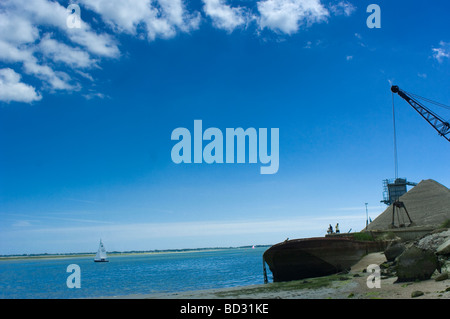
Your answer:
[327,224,333,234]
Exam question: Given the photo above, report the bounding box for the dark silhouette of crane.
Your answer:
[391,85,450,142]
[380,86,449,228]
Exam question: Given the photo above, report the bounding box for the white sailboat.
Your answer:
[94,239,109,262]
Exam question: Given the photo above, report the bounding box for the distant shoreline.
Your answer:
[0,245,271,261]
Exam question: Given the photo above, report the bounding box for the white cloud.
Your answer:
[257,0,329,34]
[346,55,353,61]
[5,0,116,57]
[157,0,201,32]
[203,0,254,32]
[83,91,108,100]
[0,68,42,103]
[66,25,120,58]
[0,39,34,64]
[22,60,77,91]
[76,71,94,81]
[0,12,39,45]
[329,1,356,17]
[39,34,98,69]
[353,32,368,48]
[10,0,67,28]
[0,0,120,101]
[0,37,76,92]
[0,0,204,103]
[432,41,450,63]
[78,0,153,35]
[303,39,323,49]
[0,0,356,103]
[78,0,201,41]
[4,0,119,58]
[0,12,39,63]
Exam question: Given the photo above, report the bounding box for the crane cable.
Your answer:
[403,90,450,111]
[392,91,398,180]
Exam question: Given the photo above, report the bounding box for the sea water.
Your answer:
[0,247,272,299]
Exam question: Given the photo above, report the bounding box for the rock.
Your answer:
[439,259,450,273]
[411,290,424,298]
[384,242,406,262]
[396,246,439,282]
[434,272,449,282]
[436,239,450,255]
[380,261,396,278]
[417,229,450,251]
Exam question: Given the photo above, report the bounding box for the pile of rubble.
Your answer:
[381,228,450,282]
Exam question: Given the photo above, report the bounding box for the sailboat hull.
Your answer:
[94,258,109,262]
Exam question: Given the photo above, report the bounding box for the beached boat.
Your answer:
[94,239,109,262]
[263,235,388,282]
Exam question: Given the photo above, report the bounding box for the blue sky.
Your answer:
[0,0,449,255]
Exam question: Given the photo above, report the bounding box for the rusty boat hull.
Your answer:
[263,236,388,282]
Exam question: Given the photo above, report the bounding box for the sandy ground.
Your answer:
[346,252,450,299]
[115,252,450,299]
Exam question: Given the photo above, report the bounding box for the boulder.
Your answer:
[436,239,450,255]
[396,246,439,282]
[384,241,406,262]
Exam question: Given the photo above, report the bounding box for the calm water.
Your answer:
[0,247,272,299]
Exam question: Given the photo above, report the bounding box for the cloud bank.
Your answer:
[0,0,356,103]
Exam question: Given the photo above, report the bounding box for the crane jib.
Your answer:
[391,86,450,142]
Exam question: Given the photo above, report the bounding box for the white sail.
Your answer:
[94,239,108,261]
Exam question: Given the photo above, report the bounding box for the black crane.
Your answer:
[391,85,450,142]
[380,85,450,228]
